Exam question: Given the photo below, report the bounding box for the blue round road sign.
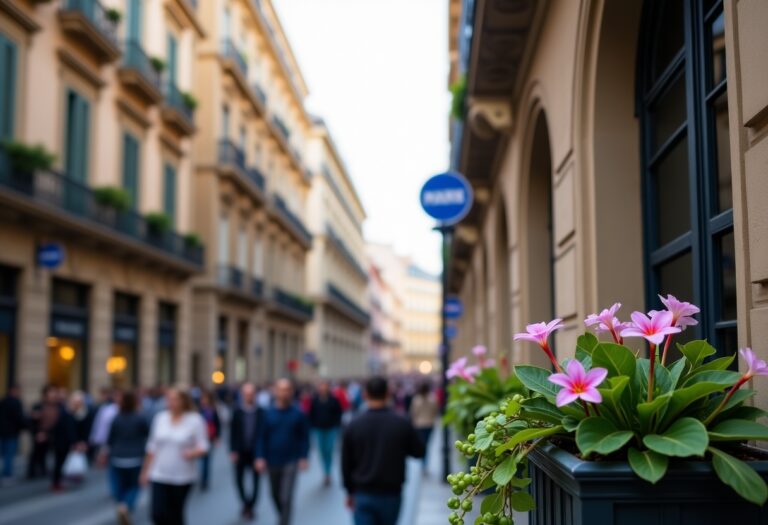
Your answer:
[37,243,65,269]
[420,171,473,225]
[446,323,458,340]
[444,296,463,319]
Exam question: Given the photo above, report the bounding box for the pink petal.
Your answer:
[514,333,538,343]
[579,388,603,404]
[630,311,651,330]
[584,315,601,327]
[651,311,674,331]
[584,367,608,388]
[556,389,580,407]
[620,327,644,338]
[548,373,573,388]
[645,333,666,346]
[566,359,586,383]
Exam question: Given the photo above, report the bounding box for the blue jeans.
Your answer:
[1,437,18,478]
[314,428,337,476]
[200,452,212,488]
[353,492,402,525]
[417,428,433,466]
[108,464,119,499]
[113,465,141,511]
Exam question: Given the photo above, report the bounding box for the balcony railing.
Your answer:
[123,40,161,91]
[218,139,246,172]
[272,115,290,141]
[252,83,267,106]
[60,0,119,47]
[251,277,264,298]
[245,166,266,192]
[164,82,195,125]
[0,157,203,267]
[326,225,367,279]
[221,39,248,78]
[328,283,370,325]
[273,287,313,319]
[273,194,312,245]
[217,265,243,289]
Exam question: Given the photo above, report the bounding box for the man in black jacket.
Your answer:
[341,376,425,525]
[0,384,24,481]
[308,380,342,486]
[230,382,263,521]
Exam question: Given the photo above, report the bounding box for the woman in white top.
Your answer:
[140,388,208,525]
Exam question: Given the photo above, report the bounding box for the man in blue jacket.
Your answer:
[255,378,309,525]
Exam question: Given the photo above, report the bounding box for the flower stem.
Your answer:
[591,403,601,417]
[661,335,673,366]
[581,400,591,418]
[703,376,749,426]
[609,327,621,345]
[541,342,562,373]
[647,343,657,403]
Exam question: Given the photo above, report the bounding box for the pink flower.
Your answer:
[620,310,681,346]
[514,319,565,346]
[446,357,480,383]
[548,360,608,407]
[584,303,622,332]
[740,348,768,379]
[659,294,700,330]
[472,345,487,357]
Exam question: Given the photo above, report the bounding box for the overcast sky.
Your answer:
[275,0,449,274]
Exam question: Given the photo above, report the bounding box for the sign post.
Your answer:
[419,171,473,482]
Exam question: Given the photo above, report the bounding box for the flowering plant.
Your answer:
[444,346,525,439]
[445,297,768,525]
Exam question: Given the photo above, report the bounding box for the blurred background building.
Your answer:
[401,265,440,375]
[445,0,768,408]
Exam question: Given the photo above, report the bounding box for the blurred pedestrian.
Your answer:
[409,381,439,472]
[198,390,220,491]
[69,391,95,465]
[255,379,310,525]
[342,376,425,525]
[26,385,51,480]
[308,380,342,486]
[142,386,166,425]
[140,387,208,525]
[0,384,24,482]
[104,390,149,525]
[91,388,121,497]
[230,383,263,520]
[257,384,272,409]
[41,387,75,491]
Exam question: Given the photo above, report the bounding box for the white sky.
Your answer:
[274,0,449,274]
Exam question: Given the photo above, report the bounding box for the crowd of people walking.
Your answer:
[0,376,439,525]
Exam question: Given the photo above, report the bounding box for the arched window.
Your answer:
[638,0,734,356]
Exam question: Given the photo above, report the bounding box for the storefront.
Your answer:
[48,279,89,391]
[0,265,17,394]
[111,292,139,389]
[157,302,177,385]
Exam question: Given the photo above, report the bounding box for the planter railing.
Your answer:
[327,283,370,325]
[218,139,246,173]
[164,82,195,124]
[273,194,312,245]
[123,40,161,90]
[60,0,119,47]
[217,265,243,289]
[273,287,313,319]
[221,39,248,78]
[0,158,203,267]
[251,277,263,298]
[245,166,266,192]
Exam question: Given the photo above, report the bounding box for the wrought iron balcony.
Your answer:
[272,115,290,141]
[0,156,203,268]
[119,40,162,103]
[58,0,121,64]
[162,82,195,134]
[273,194,312,247]
[217,265,244,289]
[220,39,248,78]
[218,139,246,172]
[273,287,313,320]
[327,283,370,327]
[252,83,267,106]
[251,277,264,298]
[245,166,266,193]
[326,225,367,280]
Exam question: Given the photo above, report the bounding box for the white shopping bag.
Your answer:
[62,450,88,478]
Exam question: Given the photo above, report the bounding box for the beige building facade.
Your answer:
[306,120,368,380]
[447,0,768,407]
[401,265,441,374]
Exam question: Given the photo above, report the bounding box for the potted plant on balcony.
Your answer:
[181,91,197,111]
[183,232,202,250]
[144,211,171,244]
[92,186,131,226]
[445,297,768,525]
[450,75,467,121]
[105,8,122,24]
[150,56,166,73]
[0,141,56,191]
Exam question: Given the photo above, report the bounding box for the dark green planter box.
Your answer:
[529,443,768,525]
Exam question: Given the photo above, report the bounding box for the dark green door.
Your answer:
[64,89,90,214]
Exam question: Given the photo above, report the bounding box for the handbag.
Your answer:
[62,450,88,478]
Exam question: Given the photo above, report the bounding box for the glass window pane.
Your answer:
[711,92,732,213]
[650,0,684,83]
[716,326,737,358]
[652,136,691,246]
[651,73,687,152]
[718,230,737,320]
[657,251,694,307]
[709,12,726,88]
[47,338,84,391]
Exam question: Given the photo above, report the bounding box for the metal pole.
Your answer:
[439,225,454,482]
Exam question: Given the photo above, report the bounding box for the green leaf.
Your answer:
[474,403,499,419]
[480,492,504,514]
[510,491,536,512]
[492,456,517,485]
[520,397,564,425]
[660,382,728,428]
[636,358,672,395]
[677,340,716,368]
[637,394,671,434]
[562,416,580,432]
[496,425,563,454]
[576,417,634,456]
[473,425,494,451]
[709,446,768,505]
[696,355,735,373]
[644,417,708,457]
[592,343,636,379]
[667,358,687,389]
[628,447,669,484]
[576,332,599,359]
[683,370,742,388]
[709,419,768,442]
[597,376,631,425]
[515,365,560,400]
[510,476,531,488]
[505,399,521,417]
[725,406,768,422]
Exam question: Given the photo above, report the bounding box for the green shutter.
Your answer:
[167,34,177,85]
[163,163,176,227]
[0,33,17,140]
[122,133,140,208]
[128,0,142,42]
[64,89,90,183]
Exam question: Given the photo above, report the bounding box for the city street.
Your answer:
[0,430,452,525]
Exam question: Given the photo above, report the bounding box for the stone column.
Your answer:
[89,281,112,393]
[18,268,50,403]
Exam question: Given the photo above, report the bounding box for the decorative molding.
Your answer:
[57,49,105,90]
